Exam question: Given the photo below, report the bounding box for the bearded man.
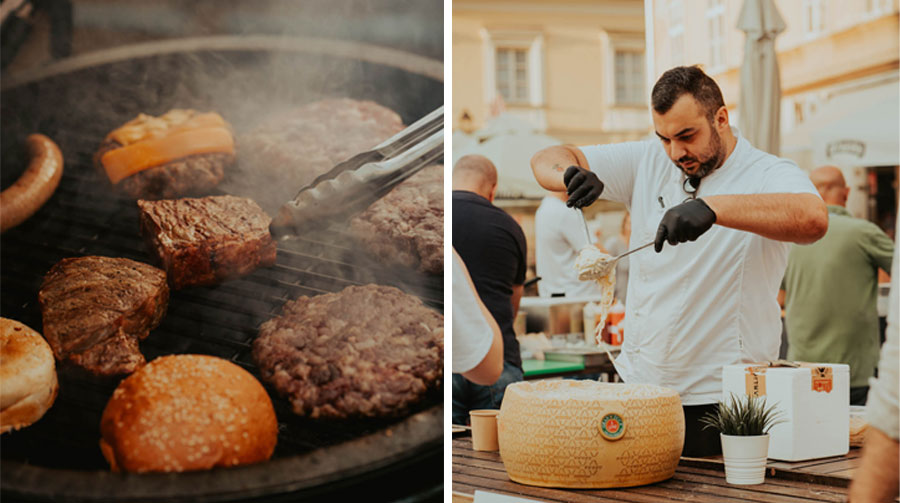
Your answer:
[530,65,828,456]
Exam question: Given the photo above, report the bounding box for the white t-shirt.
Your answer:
[535,196,604,298]
[579,128,819,405]
[452,253,495,374]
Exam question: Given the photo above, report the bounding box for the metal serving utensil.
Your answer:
[597,240,654,276]
[612,240,654,262]
[270,106,443,236]
[577,208,592,244]
[578,239,654,281]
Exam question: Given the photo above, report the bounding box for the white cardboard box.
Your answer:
[722,363,849,461]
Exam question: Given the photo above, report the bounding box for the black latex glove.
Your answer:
[563,166,604,208]
[654,198,717,252]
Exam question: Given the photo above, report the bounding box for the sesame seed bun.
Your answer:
[0,317,59,434]
[99,354,277,473]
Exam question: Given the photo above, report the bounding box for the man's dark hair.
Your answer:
[651,65,725,121]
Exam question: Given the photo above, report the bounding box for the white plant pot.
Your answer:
[720,433,769,485]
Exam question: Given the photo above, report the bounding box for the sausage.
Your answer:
[0,134,64,233]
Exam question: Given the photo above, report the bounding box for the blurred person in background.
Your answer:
[781,166,894,405]
[452,248,504,386]
[530,65,828,456]
[848,211,899,503]
[452,154,527,425]
[603,212,632,305]
[534,190,604,298]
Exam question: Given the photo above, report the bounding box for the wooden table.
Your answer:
[452,436,862,502]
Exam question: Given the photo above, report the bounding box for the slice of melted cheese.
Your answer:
[101,110,234,184]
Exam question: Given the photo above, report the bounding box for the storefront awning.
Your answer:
[452,113,560,199]
[782,81,899,169]
[812,83,899,167]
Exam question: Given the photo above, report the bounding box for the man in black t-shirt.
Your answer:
[452,155,527,425]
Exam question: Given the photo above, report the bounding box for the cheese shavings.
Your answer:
[574,246,617,344]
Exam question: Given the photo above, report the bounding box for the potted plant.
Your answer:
[700,393,784,485]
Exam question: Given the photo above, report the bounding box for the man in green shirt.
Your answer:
[781,166,894,405]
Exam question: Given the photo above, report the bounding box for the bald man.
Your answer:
[781,165,894,405]
[452,155,527,425]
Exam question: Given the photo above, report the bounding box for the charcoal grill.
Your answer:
[0,36,443,502]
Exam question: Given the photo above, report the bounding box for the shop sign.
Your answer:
[826,139,865,159]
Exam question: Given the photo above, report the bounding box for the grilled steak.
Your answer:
[38,256,169,376]
[228,98,405,215]
[137,195,276,289]
[252,285,443,419]
[350,165,443,274]
[95,139,230,200]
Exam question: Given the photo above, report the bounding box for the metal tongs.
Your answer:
[270,106,443,236]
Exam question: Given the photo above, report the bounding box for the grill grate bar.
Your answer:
[269,263,363,290]
[275,246,362,269]
[275,234,358,254]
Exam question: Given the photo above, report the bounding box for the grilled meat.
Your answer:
[95,139,230,200]
[137,195,276,289]
[228,98,404,215]
[94,109,233,200]
[38,256,169,376]
[252,285,443,419]
[350,165,443,274]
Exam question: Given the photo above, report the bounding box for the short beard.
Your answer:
[676,125,725,179]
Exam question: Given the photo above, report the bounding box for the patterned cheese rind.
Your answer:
[498,380,684,488]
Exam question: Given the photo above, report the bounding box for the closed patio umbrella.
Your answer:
[737,0,786,155]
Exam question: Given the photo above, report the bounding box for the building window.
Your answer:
[803,0,826,37]
[668,0,685,65]
[482,30,544,109]
[495,47,529,104]
[614,50,645,105]
[865,0,891,16]
[706,0,725,70]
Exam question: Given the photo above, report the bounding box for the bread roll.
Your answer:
[100,354,278,472]
[1,318,59,434]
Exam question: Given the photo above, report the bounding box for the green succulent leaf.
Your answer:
[699,393,785,436]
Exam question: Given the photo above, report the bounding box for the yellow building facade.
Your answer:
[453,0,649,146]
[648,0,899,226]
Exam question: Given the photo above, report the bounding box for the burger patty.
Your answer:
[252,285,443,419]
[229,98,405,215]
[38,256,169,376]
[350,165,443,275]
[137,195,276,290]
[94,139,231,200]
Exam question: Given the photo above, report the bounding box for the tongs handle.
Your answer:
[270,109,443,235]
[298,106,443,193]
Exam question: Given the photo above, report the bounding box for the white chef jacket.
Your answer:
[579,128,819,405]
[535,196,604,298]
[452,253,495,374]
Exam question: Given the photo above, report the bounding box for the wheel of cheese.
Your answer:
[497,380,684,488]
